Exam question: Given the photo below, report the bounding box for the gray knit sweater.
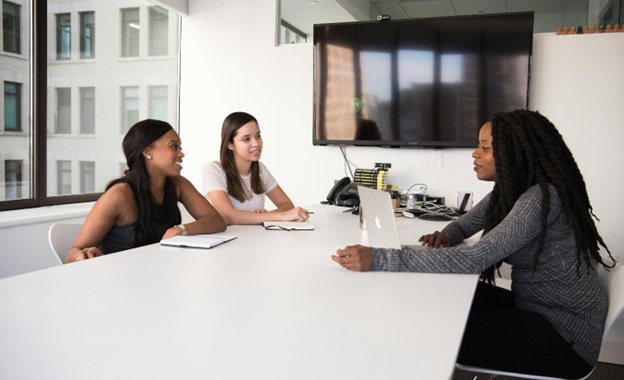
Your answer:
[371,184,607,364]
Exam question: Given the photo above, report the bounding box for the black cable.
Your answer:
[339,146,356,180]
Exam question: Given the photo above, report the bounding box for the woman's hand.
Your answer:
[277,207,309,222]
[74,247,104,262]
[332,245,372,272]
[418,231,449,249]
[161,226,184,240]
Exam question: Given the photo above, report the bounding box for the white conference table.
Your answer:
[0,211,479,380]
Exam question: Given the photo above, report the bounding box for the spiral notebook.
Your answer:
[160,234,237,249]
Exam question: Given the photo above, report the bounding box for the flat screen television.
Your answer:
[313,12,534,148]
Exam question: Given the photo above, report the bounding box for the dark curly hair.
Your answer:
[480,109,614,283]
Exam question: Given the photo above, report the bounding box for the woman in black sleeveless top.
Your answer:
[66,120,226,263]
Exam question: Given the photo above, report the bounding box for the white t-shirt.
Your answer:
[201,161,278,212]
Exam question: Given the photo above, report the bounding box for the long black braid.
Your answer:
[480,110,614,284]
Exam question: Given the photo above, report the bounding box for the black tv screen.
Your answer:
[313,12,533,148]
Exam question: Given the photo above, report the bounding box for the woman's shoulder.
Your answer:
[257,161,270,174]
[202,160,226,175]
[204,160,223,169]
[523,183,561,202]
[98,182,136,212]
[106,182,135,199]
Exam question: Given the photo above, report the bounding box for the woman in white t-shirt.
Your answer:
[202,112,309,225]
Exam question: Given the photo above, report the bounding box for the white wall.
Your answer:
[180,0,494,210]
[180,0,624,262]
[0,214,87,279]
[530,32,624,262]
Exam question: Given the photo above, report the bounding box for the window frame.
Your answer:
[79,11,95,59]
[79,86,95,134]
[3,81,22,132]
[55,12,71,60]
[79,161,95,193]
[3,0,21,54]
[0,1,99,211]
[149,6,168,56]
[56,160,71,195]
[56,87,71,133]
[4,159,23,200]
[0,0,181,212]
[121,86,139,134]
[121,7,140,58]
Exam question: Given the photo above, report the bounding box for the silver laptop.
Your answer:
[358,186,425,250]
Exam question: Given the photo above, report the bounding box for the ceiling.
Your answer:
[280,0,591,39]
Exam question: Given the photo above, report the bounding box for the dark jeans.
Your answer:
[457,282,594,379]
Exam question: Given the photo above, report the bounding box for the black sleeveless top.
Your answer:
[99,179,181,254]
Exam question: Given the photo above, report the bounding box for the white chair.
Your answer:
[48,223,82,265]
[456,263,624,380]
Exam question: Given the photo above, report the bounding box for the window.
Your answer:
[4,160,22,200]
[80,11,95,58]
[149,86,167,121]
[56,13,71,60]
[80,87,95,134]
[121,8,139,57]
[56,160,71,195]
[56,88,71,133]
[149,6,168,56]
[121,86,139,133]
[0,1,181,210]
[279,20,306,45]
[80,161,95,193]
[2,1,20,54]
[4,82,21,132]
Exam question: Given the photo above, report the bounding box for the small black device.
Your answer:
[458,193,471,213]
[376,15,391,21]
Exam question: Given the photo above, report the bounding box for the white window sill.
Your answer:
[0,202,95,229]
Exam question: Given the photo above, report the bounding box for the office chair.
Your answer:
[456,263,624,380]
[48,223,82,265]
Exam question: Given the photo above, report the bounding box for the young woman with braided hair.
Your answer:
[332,109,614,378]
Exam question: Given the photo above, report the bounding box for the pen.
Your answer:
[305,211,314,215]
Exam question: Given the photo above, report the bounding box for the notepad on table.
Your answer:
[160,234,237,249]
[262,222,315,231]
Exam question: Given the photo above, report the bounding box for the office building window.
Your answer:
[121,86,139,133]
[4,81,21,132]
[80,11,95,59]
[56,13,71,60]
[56,88,71,133]
[149,6,168,56]
[2,1,20,54]
[1,1,182,210]
[4,160,22,199]
[80,161,95,193]
[57,160,71,195]
[149,86,168,122]
[121,8,139,57]
[80,87,95,134]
